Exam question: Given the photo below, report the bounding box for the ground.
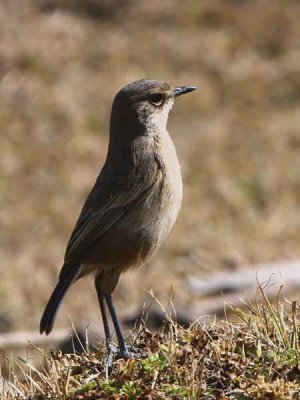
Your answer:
[2,289,300,399]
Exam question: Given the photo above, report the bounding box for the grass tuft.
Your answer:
[2,288,300,399]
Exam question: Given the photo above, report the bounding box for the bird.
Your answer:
[40,79,196,360]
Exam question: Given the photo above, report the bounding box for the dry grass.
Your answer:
[2,288,300,399]
[0,0,300,338]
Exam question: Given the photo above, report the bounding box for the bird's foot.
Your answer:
[105,344,147,375]
[118,346,147,360]
[105,343,119,375]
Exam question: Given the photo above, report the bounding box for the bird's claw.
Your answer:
[118,346,147,360]
[105,343,118,375]
[105,344,147,375]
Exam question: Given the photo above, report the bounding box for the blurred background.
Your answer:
[0,0,300,348]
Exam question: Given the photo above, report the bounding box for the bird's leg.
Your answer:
[96,290,112,349]
[95,288,117,370]
[104,293,145,359]
[104,293,127,355]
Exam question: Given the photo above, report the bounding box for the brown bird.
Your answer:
[40,79,196,359]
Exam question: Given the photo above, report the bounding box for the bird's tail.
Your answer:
[40,264,82,335]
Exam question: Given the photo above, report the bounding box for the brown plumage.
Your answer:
[40,79,196,360]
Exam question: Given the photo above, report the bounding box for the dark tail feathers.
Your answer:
[40,265,82,335]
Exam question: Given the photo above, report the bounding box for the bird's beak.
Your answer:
[173,86,197,98]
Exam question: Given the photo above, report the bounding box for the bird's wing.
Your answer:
[59,165,159,280]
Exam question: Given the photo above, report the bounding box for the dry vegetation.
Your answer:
[1,0,300,393]
[3,289,300,399]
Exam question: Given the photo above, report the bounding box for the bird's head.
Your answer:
[110,79,196,139]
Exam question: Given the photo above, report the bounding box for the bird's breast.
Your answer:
[133,132,183,256]
[156,132,183,233]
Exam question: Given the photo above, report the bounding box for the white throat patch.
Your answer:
[145,98,174,134]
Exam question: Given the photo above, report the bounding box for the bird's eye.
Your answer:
[149,93,164,106]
